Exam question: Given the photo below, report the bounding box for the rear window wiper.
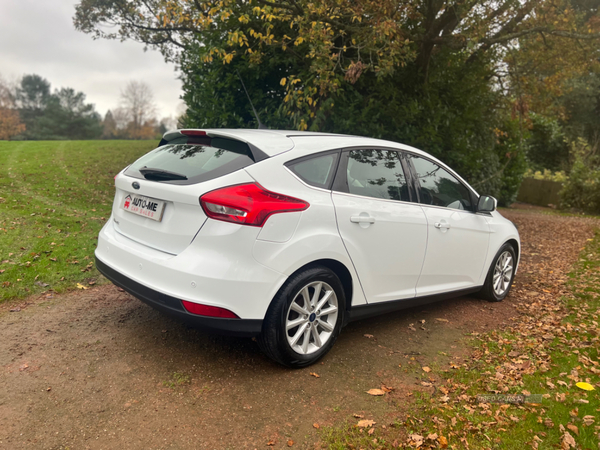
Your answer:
[139,167,188,181]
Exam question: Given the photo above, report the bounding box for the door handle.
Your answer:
[350,215,375,224]
[434,222,451,229]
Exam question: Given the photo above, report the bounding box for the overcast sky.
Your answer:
[0,0,184,119]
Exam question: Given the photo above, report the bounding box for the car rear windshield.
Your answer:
[124,141,255,185]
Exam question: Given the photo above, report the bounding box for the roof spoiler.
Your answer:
[158,129,269,162]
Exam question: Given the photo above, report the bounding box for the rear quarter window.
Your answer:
[286,151,340,189]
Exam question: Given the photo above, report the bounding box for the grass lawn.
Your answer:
[0,140,156,303]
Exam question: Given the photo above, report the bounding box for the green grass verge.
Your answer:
[321,232,600,449]
[0,140,156,302]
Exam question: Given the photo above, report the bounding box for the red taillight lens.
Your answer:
[181,300,239,319]
[180,129,207,137]
[200,183,309,227]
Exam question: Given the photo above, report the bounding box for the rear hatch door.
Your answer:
[112,134,257,254]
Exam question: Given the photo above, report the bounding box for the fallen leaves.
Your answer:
[76,283,88,290]
[356,419,375,428]
[309,372,320,378]
[561,431,576,449]
[366,389,385,396]
[422,366,432,373]
[582,415,595,426]
[408,434,423,447]
[575,381,594,391]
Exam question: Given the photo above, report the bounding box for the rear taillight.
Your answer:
[182,300,239,318]
[200,183,309,227]
[180,129,207,137]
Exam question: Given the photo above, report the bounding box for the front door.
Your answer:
[407,155,491,296]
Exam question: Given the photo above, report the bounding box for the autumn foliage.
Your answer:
[0,108,25,140]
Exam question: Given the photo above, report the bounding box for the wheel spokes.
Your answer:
[285,280,339,355]
[301,326,311,354]
[317,318,334,332]
[315,289,333,312]
[310,282,323,308]
[492,251,513,296]
[318,305,338,316]
[290,301,309,316]
[311,324,322,348]
[289,322,309,347]
[286,316,308,331]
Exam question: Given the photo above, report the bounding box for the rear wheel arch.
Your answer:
[309,259,353,313]
[269,259,354,315]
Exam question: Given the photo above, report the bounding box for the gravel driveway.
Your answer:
[1,208,597,449]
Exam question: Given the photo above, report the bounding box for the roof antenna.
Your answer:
[236,70,268,129]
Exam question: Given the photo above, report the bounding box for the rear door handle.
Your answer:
[350,215,375,224]
[434,222,451,229]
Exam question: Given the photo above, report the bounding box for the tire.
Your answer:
[258,266,346,368]
[479,243,517,302]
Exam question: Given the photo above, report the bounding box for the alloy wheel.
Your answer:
[493,251,513,296]
[285,281,339,355]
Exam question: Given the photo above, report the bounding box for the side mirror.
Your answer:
[477,195,497,213]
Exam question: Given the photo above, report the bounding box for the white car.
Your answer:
[96,129,519,367]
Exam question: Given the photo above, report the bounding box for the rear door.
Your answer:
[406,154,491,296]
[332,149,428,303]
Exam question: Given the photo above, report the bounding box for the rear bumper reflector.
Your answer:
[181,300,240,319]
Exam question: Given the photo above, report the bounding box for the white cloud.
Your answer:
[0,0,183,119]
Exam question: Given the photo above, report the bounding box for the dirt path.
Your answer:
[0,209,597,450]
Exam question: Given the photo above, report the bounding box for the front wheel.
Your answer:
[258,266,346,367]
[479,243,517,302]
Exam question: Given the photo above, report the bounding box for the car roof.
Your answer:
[164,128,479,196]
[166,128,430,159]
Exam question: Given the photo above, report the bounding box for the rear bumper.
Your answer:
[96,256,263,337]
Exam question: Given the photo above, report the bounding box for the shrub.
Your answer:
[560,138,600,213]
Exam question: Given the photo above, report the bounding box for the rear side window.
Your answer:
[344,149,410,201]
[286,152,339,189]
[125,143,254,185]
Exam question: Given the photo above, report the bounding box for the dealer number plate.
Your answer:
[122,194,166,222]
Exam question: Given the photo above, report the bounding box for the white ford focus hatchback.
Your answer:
[96,129,519,367]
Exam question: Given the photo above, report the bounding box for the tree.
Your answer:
[0,75,26,140]
[15,74,51,138]
[16,74,50,111]
[0,109,26,140]
[13,74,102,140]
[119,81,157,137]
[74,0,600,127]
[38,88,103,140]
[73,0,600,202]
[102,110,118,139]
